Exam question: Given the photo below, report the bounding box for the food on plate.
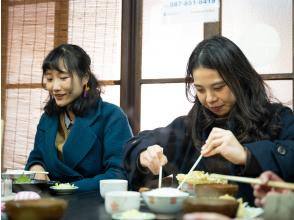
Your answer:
[220,194,245,217]
[138,187,150,193]
[52,183,76,189]
[176,171,238,197]
[176,171,228,185]
[219,194,258,218]
[14,175,32,184]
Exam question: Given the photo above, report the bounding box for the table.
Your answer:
[46,191,182,220]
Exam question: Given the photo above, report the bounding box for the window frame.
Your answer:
[1,0,294,141]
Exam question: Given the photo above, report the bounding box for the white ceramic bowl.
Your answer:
[105,191,140,214]
[100,179,128,198]
[142,187,189,214]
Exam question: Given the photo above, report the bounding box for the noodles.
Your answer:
[176,171,228,185]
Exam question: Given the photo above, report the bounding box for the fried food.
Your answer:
[176,171,228,184]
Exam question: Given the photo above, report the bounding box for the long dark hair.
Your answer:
[42,44,101,116]
[185,36,282,146]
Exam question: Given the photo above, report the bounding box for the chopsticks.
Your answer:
[158,166,162,188]
[5,169,49,175]
[211,173,294,190]
[177,154,203,190]
[32,171,49,175]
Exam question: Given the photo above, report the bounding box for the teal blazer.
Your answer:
[26,99,133,192]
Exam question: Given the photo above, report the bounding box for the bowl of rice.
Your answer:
[141,187,189,214]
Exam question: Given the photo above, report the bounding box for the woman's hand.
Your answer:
[253,171,291,207]
[201,127,246,165]
[29,164,50,181]
[139,145,168,175]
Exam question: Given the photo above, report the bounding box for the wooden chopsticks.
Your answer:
[177,154,203,190]
[31,171,49,175]
[211,173,294,190]
[158,166,162,188]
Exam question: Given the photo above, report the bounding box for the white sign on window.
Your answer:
[161,0,219,23]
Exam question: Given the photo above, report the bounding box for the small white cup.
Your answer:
[99,179,128,198]
[105,191,140,214]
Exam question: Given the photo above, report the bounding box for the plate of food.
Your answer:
[49,183,79,195]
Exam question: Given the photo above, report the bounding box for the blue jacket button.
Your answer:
[277,145,287,155]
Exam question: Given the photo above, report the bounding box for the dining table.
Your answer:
[41,190,183,220]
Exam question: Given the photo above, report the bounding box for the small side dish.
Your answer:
[50,183,78,195]
[51,183,76,189]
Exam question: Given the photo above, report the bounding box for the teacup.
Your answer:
[99,179,128,198]
[105,191,140,214]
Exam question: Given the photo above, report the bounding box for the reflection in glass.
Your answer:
[265,80,293,109]
[222,0,292,74]
[142,0,219,79]
[101,85,120,107]
[141,83,193,131]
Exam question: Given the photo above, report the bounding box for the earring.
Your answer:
[83,84,90,98]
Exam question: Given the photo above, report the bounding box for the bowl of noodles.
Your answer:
[176,171,238,197]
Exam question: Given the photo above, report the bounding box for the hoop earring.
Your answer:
[83,84,90,98]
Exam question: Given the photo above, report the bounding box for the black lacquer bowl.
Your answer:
[12,180,59,193]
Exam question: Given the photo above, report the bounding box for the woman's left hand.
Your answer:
[201,127,247,165]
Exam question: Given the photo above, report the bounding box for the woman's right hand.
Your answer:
[29,164,50,181]
[253,171,291,207]
[139,145,168,175]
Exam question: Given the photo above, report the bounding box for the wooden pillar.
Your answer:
[54,0,69,47]
[121,0,143,134]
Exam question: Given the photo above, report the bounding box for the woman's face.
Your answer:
[44,62,87,108]
[193,67,236,117]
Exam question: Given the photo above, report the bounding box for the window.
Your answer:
[222,0,293,108]
[1,0,293,170]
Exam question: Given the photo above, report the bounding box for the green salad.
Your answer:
[14,175,32,184]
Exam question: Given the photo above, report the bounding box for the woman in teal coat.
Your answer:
[25,44,132,192]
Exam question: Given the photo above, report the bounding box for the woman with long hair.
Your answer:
[124,36,294,204]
